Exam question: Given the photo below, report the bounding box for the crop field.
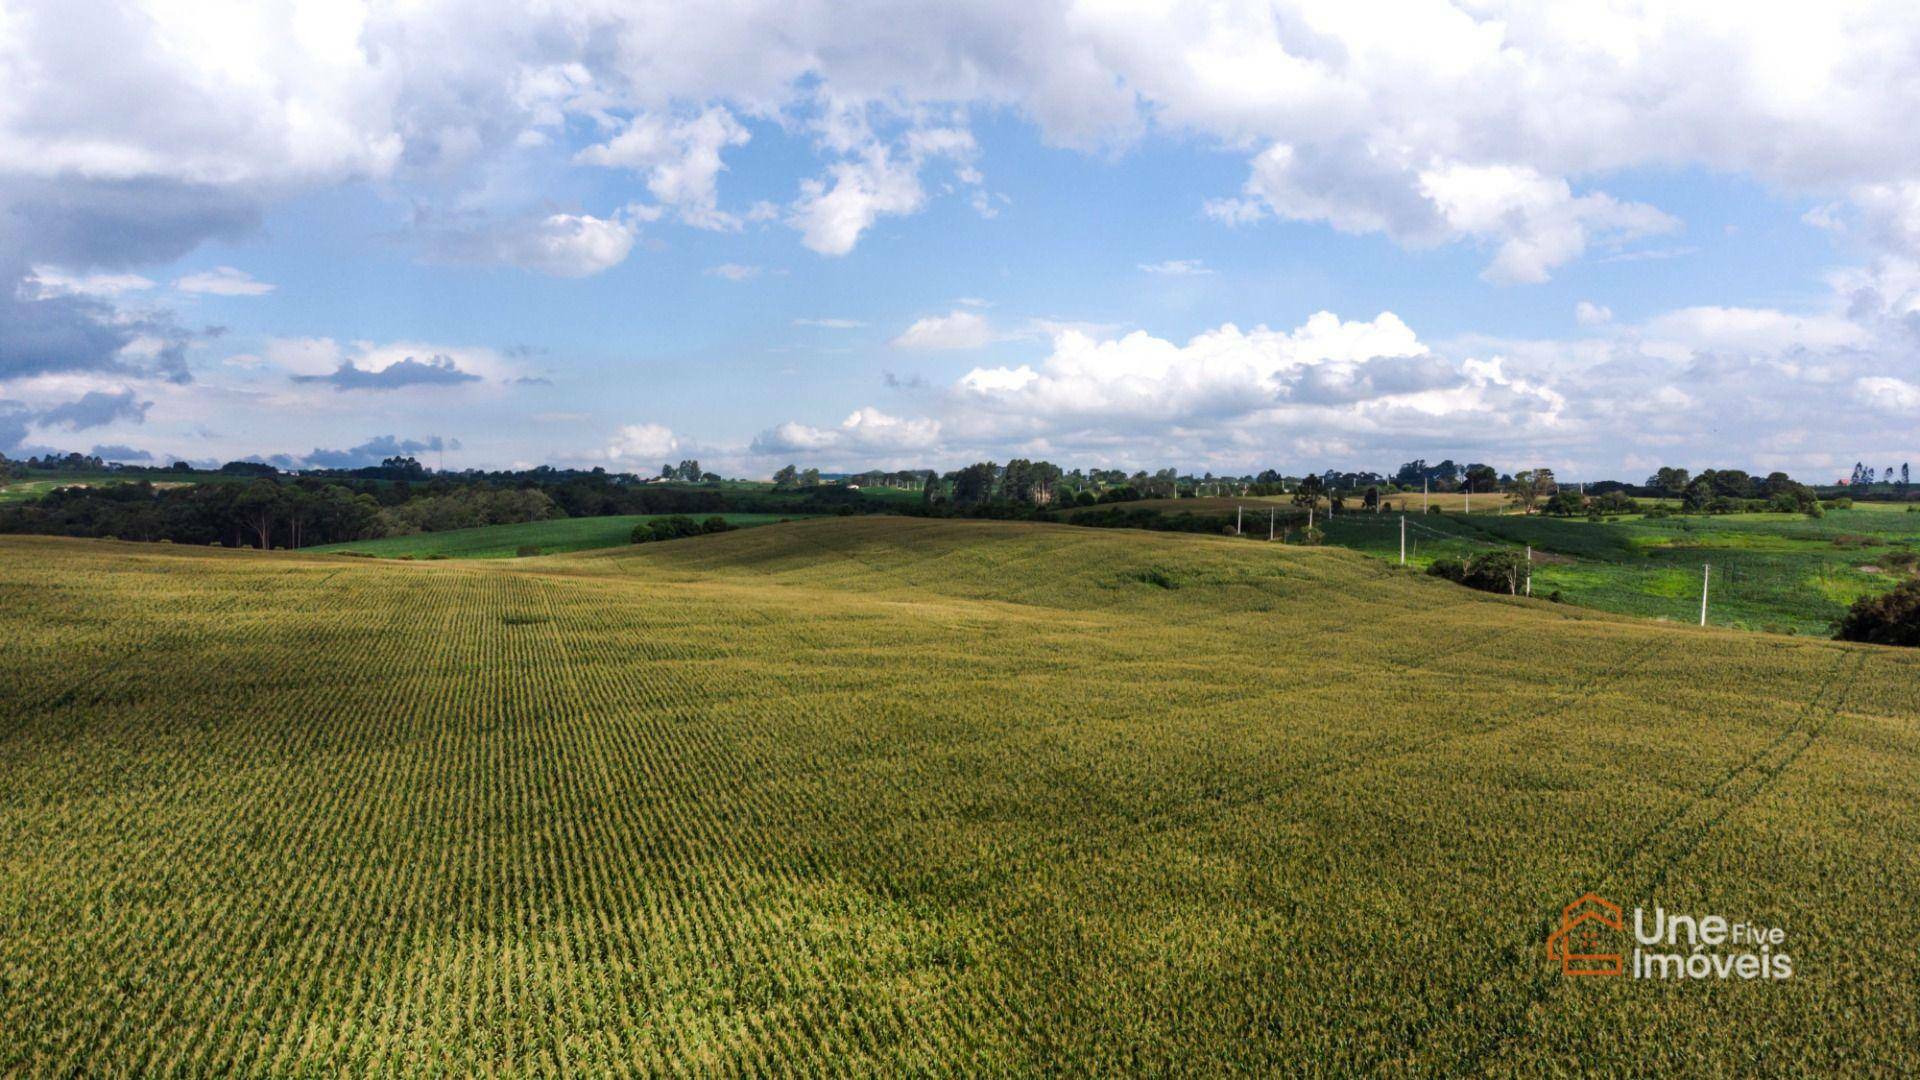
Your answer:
[1834,498,1920,512]
[1054,494,1291,518]
[0,480,68,503]
[1375,490,1514,513]
[307,512,806,559]
[1052,492,1509,520]
[656,478,925,505]
[0,476,196,504]
[2,519,1918,1073]
[1321,507,1920,635]
[0,469,241,503]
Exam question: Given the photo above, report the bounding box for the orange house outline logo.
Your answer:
[1547,893,1625,976]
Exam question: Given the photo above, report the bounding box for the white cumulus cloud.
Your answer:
[498,212,639,278]
[1138,259,1213,276]
[174,266,274,296]
[575,107,750,231]
[752,407,941,457]
[891,310,999,350]
[25,267,156,298]
[606,422,681,463]
[1855,376,1920,413]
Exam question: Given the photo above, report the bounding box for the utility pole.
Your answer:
[1465,482,1471,514]
[1700,563,1711,626]
[1237,505,1243,535]
[1308,504,1315,532]
[1525,545,1532,596]
[1400,515,1406,565]
[1423,476,1429,513]
[1268,507,1275,541]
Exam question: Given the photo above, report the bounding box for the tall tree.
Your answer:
[1291,474,1325,510]
[1001,459,1035,504]
[949,462,1001,507]
[1706,469,1754,499]
[1647,466,1690,495]
[1507,469,1555,513]
[235,479,282,549]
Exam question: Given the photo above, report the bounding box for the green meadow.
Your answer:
[1320,507,1920,635]
[308,512,808,559]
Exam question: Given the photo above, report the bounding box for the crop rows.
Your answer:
[2,521,1918,1074]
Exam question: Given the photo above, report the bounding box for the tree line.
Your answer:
[0,470,876,549]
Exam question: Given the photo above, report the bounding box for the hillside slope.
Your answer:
[305,512,801,559]
[1,520,1916,1073]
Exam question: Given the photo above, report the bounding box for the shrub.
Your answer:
[632,515,705,544]
[1460,550,1528,594]
[1429,550,1526,595]
[1592,491,1639,516]
[1542,490,1585,517]
[1834,579,1920,647]
[1127,566,1180,589]
[516,545,542,557]
[701,516,733,534]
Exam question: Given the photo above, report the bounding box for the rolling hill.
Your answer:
[306,512,805,559]
[1,519,1916,1073]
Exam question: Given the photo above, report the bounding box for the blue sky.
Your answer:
[4,2,1918,482]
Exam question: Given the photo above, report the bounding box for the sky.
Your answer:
[3,2,1920,482]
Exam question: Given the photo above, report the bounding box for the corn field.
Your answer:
[2,518,1917,1074]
